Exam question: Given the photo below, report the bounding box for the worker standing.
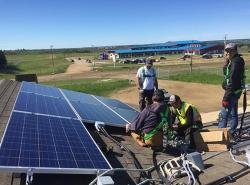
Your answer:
[136,59,158,111]
[169,95,202,150]
[125,89,171,150]
[218,43,245,139]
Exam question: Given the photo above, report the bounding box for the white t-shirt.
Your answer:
[136,66,157,90]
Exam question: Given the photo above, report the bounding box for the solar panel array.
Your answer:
[1,81,144,174]
[62,89,139,125]
[0,112,109,169]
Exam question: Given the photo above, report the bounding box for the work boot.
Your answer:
[229,132,239,143]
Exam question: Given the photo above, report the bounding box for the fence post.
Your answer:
[128,68,131,84]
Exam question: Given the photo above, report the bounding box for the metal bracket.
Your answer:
[25,168,33,185]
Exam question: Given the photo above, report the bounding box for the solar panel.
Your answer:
[62,89,139,126]
[94,95,135,110]
[14,92,76,118]
[21,81,63,98]
[0,112,111,172]
[0,80,141,178]
[62,89,100,105]
[108,106,139,123]
[70,101,127,125]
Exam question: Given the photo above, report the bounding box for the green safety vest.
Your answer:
[144,107,169,141]
[175,102,202,128]
[225,61,245,98]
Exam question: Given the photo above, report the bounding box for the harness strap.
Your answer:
[144,108,169,141]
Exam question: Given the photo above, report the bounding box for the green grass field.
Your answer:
[43,78,134,96]
[0,51,100,79]
[0,53,70,79]
[159,65,250,85]
[1,51,250,87]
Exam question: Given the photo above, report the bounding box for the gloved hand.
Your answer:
[222,100,230,108]
[139,89,144,93]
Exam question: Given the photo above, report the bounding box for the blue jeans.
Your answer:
[218,95,239,134]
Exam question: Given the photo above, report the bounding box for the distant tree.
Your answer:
[0,50,7,69]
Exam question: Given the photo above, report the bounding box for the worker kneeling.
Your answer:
[169,95,203,151]
[126,89,171,150]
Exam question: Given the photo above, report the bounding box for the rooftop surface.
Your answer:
[0,80,249,185]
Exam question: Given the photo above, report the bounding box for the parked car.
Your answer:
[132,59,141,64]
[202,54,213,59]
[181,55,191,60]
[122,59,132,64]
[212,54,223,58]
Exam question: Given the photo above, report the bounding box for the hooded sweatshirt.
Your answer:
[222,54,245,101]
[129,102,169,134]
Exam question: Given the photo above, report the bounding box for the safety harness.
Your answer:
[225,60,245,98]
[141,66,156,82]
[144,107,169,141]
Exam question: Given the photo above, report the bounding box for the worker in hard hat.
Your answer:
[169,95,202,150]
[126,89,170,150]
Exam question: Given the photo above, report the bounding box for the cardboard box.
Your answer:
[194,128,229,152]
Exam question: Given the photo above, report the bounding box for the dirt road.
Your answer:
[110,80,224,113]
[65,57,92,74]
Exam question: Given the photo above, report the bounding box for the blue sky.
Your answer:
[1,0,250,49]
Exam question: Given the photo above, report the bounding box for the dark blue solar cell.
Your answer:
[77,160,94,168]
[71,101,126,125]
[0,111,110,170]
[109,106,139,123]
[40,159,59,167]
[94,95,135,110]
[59,159,77,168]
[0,155,19,166]
[62,89,99,104]
[21,81,63,98]
[14,92,76,118]
[19,157,39,167]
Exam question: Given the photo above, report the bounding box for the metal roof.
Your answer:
[112,44,217,54]
[130,40,202,50]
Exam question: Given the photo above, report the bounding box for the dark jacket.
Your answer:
[129,102,169,134]
[222,54,245,101]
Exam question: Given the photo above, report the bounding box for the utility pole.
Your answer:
[50,45,55,74]
[190,54,193,73]
[224,34,227,48]
[189,45,193,72]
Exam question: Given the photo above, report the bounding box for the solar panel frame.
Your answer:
[0,82,112,175]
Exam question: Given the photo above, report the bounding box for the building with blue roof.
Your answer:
[109,40,223,58]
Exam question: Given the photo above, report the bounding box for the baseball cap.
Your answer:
[169,95,181,104]
[225,43,237,51]
[145,59,153,65]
